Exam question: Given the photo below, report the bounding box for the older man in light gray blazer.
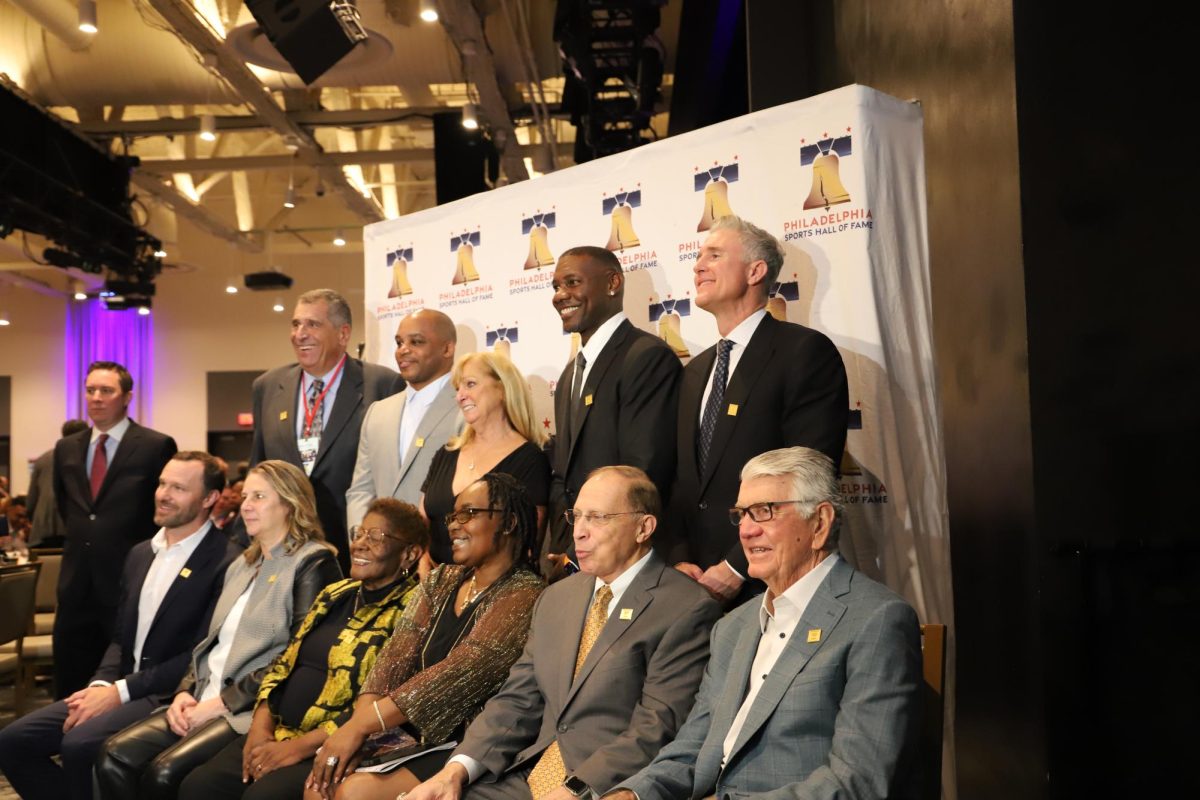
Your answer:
[404,466,721,800]
[609,447,922,800]
[347,309,460,530]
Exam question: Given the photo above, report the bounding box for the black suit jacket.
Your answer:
[53,421,178,608]
[249,357,403,563]
[92,527,240,702]
[668,314,848,572]
[546,320,681,563]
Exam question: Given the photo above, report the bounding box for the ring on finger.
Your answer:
[325,755,339,767]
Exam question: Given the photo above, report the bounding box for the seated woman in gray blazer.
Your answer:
[96,460,343,800]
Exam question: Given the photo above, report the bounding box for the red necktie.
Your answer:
[90,433,109,499]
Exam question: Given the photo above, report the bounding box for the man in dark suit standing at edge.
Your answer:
[250,288,403,572]
[0,451,239,800]
[544,246,681,575]
[670,216,849,603]
[52,360,178,697]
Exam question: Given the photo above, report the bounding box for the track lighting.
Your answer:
[199,113,217,142]
[419,0,438,23]
[78,0,98,34]
[461,102,478,130]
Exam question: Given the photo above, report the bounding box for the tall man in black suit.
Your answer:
[669,216,849,603]
[0,451,239,800]
[52,360,178,697]
[250,288,403,572]
[544,246,681,575]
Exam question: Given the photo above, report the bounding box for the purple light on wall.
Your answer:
[65,299,155,425]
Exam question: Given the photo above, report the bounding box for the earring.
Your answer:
[608,291,616,296]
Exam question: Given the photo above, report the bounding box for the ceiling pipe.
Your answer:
[7,0,94,51]
[145,0,382,222]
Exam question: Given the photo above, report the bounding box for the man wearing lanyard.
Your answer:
[250,288,403,572]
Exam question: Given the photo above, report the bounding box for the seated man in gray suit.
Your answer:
[404,466,721,800]
[347,309,459,541]
[606,447,922,800]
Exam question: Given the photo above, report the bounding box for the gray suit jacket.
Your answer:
[346,380,461,527]
[26,448,64,546]
[622,558,922,800]
[456,550,721,794]
[250,358,403,564]
[188,539,341,734]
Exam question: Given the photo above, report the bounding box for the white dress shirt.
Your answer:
[295,355,347,438]
[721,553,840,765]
[450,548,654,785]
[398,372,452,463]
[198,581,255,703]
[86,416,131,474]
[575,311,627,389]
[697,307,767,419]
[111,523,213,703]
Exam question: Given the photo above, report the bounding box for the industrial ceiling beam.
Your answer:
[130,171,264,252]
[145,0,382,221]
[76,107,451,136]
[137,145,540,173]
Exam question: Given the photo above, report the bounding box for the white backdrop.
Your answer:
[364,84,954,786]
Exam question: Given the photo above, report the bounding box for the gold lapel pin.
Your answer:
[179,567,192,579]
[279,411,289,421]
[806,628,822,643]
[585,394,594,406]
[619,608,633,620]
[268,574,278,584]
[415,437,425,448]
[727,403,739,416]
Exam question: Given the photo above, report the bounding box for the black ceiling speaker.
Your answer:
[244,0,368,84]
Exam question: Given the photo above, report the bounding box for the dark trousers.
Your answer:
[0,696,159,800]
[180,734,315,800]
[94,708,237,800]
[52,590,117,698]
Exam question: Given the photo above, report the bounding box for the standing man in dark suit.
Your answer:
[608,448,922,800]
[25,418,89,547]
[52,360,178,697]
[0,451,239,800]
[544,247,681,575]
[403,466,720,800]
[670,215,849,604]
[250,288,403,572]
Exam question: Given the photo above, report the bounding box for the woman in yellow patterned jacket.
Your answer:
[178,497,426,800]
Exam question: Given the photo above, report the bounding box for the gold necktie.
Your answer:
[527,585,613,799]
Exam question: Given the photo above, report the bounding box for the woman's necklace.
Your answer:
[464,574,480,604]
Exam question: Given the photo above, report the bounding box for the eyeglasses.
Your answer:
[727,500,812,526]
[563,509,646,527]
[349,526,403,545]
[444,507,501,527]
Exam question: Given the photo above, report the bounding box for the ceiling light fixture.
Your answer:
[78,0,98,34]
[419,0,439,23]
[199,113,217,142]
[154,248,168,259]
[137,306,151,316]
[0,311,10,327]
[272,298,285,313]
[225,283,238,294]
[333,229,346,247]
[461,101,478,130]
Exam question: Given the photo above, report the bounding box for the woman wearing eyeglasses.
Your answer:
[175,497,427,800]
[305,472,544,800]
[419,352,550,567]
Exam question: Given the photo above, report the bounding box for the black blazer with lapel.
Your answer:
[92,528,240,702]
[53,421,179,608]
[249,357,403,565]
[668,314,848,572]
[546,320,681,562]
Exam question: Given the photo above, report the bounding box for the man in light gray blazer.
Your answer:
[405,466,721,800]
[347,309,460,529]
[608,447,923,800]
[250,289,403,572]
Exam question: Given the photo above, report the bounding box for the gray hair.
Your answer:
[297,288,352,328]
[740,446,843,547]
[710,215,785,289]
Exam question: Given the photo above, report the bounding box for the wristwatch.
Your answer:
[563,775,591,797]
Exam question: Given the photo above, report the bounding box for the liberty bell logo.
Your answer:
[694,163,738,232]
[602,191,641,251]
[450,232,481,285]
[522,212,556,269]
[386,247,414,298]
[801,135,852,210]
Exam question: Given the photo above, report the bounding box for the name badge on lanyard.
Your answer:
[299,356,346,476]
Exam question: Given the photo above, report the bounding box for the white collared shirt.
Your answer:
[449,548,654,785]
[86,416,131,474]
[198,579,256,703]
[398,372,452,462]
[576,311,627,389]
[295,355,348,438]
[697,307,767,420]
[720,553,840,765]
[114,523,213,703]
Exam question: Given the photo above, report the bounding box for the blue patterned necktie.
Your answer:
[698,339,732,473]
